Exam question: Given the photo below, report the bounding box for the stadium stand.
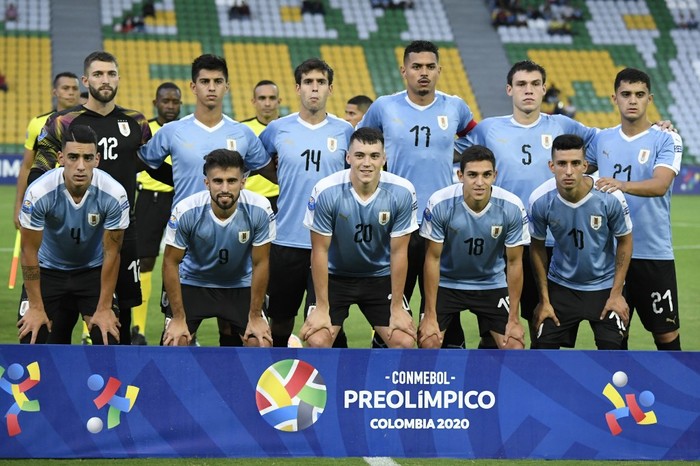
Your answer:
[0,0,697,162]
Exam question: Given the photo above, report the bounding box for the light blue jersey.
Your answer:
[528,177,632,291]
[357,91,474,221]
[456,114,598,206]
[139,114,271,206]
[586,125,682,260]
[20,168,129,270]
[420,184,530,290]
[304,170,418,277]
[165,190,275,288]
[260,113,353,248]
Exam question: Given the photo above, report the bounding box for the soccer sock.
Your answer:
[655,335,681,351]
[82,321,90,337]
[132,271,152,334]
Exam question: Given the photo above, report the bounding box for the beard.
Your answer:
[88,84,118,103]
[212,193,237,211]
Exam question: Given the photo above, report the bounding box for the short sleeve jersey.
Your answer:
[24,111,53,151]
[164,189,275,288]
[260,113,353,248]
[136,119,173,193]
[586,125,682,260]
[420,184,530,290]
[528,177,632,291]
[304,169,418,277]
[241,116,279,199]
[139,114,271,205]
[20,168,130,270]
[34,105,151,210]
[357,90,474,220]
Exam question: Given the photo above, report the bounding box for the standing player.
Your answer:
[455,60,598,347]
[419,146,528,349]
[18,125,128,345]
[14,72,81,228]
[130,82,182,345]
[161,149,274,347]
[587,68,683,350]
[300,127,417,348]
[357,40,475,348]
[344,95,373,128]
[31,51,152,345]
[529,134,632,350]
[240,79,282,212]
[259,58,354,347]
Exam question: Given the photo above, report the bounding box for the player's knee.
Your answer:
[305,331,332,348]
[387,333,415,349]
[419,335,441,349]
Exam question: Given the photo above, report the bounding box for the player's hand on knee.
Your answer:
[299,305,332,345]
[17,305,50,344]
[163,317,191,346]
[601,294,629,328]
[534,302,559,329]
[88,308,121,345]
[243,315,272,347]
[503,320,526,349]
[418,317,442,349]
[388,304,417,343]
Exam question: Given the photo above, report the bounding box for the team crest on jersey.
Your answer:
[437,115,448,130]
[239,230,250,243]
[638,149,650,164]
[590,215,602,230]
[21,200,33,215]
[226,139,237,151]
[118,120,130,137]
[327,137,338,152]
[541,134,553,149]
[491,225,503,238]
[378,211,390,225]
[88,213,100,226]
[167,214,178,230]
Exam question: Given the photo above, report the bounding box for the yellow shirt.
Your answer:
[24,111,53,151]
[241,117,279,198]
[136,119,173,193]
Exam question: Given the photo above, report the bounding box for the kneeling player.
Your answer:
[161,149,275,347]
[300,127,418,348]
[419,146,529,349]
[529,134,632,349]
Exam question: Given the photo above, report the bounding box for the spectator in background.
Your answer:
[5,3,18,21]
[344,95,373,128]
[142,0,155,18]
[229,0,251,19]
[301,0,325,15]
[0,72,8,92]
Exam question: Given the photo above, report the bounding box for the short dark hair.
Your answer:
[53,72,78,87]
[155,82,180,99]
[347,95,373,112]
[460,145,496,173]
[294,58,334,86]
[349,127,384,148]
[614,67,651,93]
[403,40,439,63]
[203,149,245,176]
[83,51,118,74]
[63,124,98,149]
[253,80,278,95]
[192,54,228,82]
[551,134,585,159]
[507,60,546,86]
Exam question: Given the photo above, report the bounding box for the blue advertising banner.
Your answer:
[0,345,698,460]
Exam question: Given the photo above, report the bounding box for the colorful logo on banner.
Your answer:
[603,370,657,436]
[256,359,326,432]
[86,373,140,434]
[0,362,40,437]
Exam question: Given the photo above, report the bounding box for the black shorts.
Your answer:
[625,259,680,334]
[537,281,626,349]
[116,235,142,310]
[435,286,510,337]
[171,285,251,335]
[328,275,409,328]
[267,245,314,320]
[135,189,173,259]
[17,267,119,343]
[519,245,553,321]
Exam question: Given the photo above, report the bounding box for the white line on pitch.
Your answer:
[364,457,400,466]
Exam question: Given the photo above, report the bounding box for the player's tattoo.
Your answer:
[22,265,40,281]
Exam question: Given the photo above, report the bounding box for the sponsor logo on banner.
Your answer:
[491,225,503,238]
[0,361,41,437]
[88,213,100,226]
[227,139,237,151]
[603,370,657,436]
[239,230,250,243]
[86,373,140,433]
[437,116,448,130]
[256,359,326,432]
[327,138,337,152]
[590,215,602,230]
[638,149,650,164]
[379,211,390,225]
[118,121,130,137]
[541,134,553,149]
